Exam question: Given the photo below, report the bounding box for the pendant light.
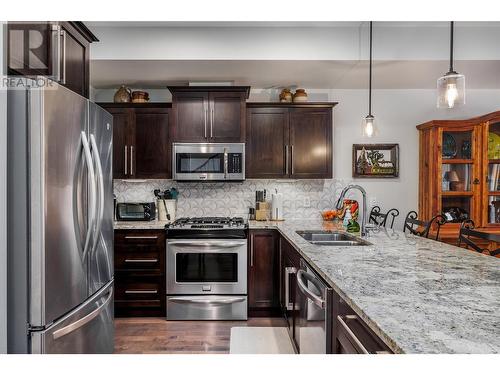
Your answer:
[362,21,376,137]
[437,21,465,108]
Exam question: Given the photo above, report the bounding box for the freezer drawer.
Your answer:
[167,295,247,320]
[31,281,114,354]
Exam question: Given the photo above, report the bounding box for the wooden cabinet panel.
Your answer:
[169,86,249,143]
[107,108,131,179]
[289,108,332,179]
[7,22,96,98]
[172,91,209,142]
[134,108,170,179]
[210,91,245,142]
[100,104,171,180]
[246,108,289,178]
[114,229,166,317]
[60,23,88,97]
[248,230,280,315]
[246,104,334,179]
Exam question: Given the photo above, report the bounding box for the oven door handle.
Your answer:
[169,297,246,306]
[168,241,246,248]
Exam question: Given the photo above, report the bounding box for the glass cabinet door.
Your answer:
[485,121,500,226]
[440,128,479,223]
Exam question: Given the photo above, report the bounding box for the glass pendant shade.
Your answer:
[362,115,377,138]
[437,72,465,108]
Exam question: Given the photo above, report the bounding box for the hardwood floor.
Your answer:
[114,317,287,354]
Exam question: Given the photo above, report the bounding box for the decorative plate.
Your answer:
[442,133,457,158]
[488,132,500,159]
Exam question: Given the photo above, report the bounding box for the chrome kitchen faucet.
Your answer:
[336,184,368,237]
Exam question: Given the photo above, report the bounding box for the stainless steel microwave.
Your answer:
[172,143,245,181]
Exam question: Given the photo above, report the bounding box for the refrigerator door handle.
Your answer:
[52,287,113,340]
[89,134,104,256]
[81,131,96,262]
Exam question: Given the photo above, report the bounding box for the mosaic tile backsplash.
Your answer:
[114,179,353,220]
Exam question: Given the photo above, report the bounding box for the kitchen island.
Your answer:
[249,219,500,354]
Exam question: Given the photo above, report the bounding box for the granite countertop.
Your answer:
[249,219,500,354]
[114,220,169,230]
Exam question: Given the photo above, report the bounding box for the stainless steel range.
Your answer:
[165,217,248,320]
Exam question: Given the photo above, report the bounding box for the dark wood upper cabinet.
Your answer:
[172,91,209,142]
[246,103,335,179]
[246,107,289,178]
[289,108,333,179]
[168,86,249,143]
[248,230,280,316]
[209,91,246,142]
[106,107,131,179]
[7,22,97,98]
[99,103,171,179]
[134,108,171,179]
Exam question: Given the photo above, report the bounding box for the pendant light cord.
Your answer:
[368,21,373,116]
[449,21,454,73]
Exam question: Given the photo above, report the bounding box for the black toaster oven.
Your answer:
[116,202,156,221]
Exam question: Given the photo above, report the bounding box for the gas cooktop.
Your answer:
[165,216,247,239]
[166,216,246,229]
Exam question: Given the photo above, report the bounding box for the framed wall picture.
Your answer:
[352,144,399,178]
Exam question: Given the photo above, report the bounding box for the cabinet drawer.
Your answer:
[115,229,165,245]
[337,315,392,354]
[115,275,163,301]
[115,253,162,271]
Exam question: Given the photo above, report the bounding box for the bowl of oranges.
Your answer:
[321,210,339,221]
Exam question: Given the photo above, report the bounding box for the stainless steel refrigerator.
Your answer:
[7,77,114,353]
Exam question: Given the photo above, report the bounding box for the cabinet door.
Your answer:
[209,91,245,142]
[246,107,289,178]
[248,230,280,313]
[107,108,132,179]
[172,91,209,142]
[133,108,171,179]
[289,108,332,179]
[60,23,90,98]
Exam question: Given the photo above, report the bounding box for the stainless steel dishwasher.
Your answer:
[295,259,333,354]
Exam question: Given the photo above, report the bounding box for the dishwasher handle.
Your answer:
[296,269,325,309]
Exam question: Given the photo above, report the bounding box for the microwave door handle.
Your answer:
[224,148,228,179]
[81,132,96,262]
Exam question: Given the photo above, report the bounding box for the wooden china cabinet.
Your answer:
[417,111,500,245]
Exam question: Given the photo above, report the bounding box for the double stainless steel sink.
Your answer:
[296,230,372,246]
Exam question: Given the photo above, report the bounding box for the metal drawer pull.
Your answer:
[52,288,112,340]
[124,236,158,240]
[124,259,158,263]
[169,297,245,305]
[125,290,157,294]
[337,315,369,354]
[124,145,128,175]
[284,266,297,311]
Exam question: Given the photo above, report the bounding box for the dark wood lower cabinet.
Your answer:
[114,229,166,317]
[248,230,281,316]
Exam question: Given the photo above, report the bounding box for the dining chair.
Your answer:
[403,211,447,240]
[458,219,500,256]
[369,206,400,229]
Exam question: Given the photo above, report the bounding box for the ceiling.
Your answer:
[91,59,500,90]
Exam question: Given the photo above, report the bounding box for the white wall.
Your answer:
[0,22,7,354]
[90,23,500,61]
